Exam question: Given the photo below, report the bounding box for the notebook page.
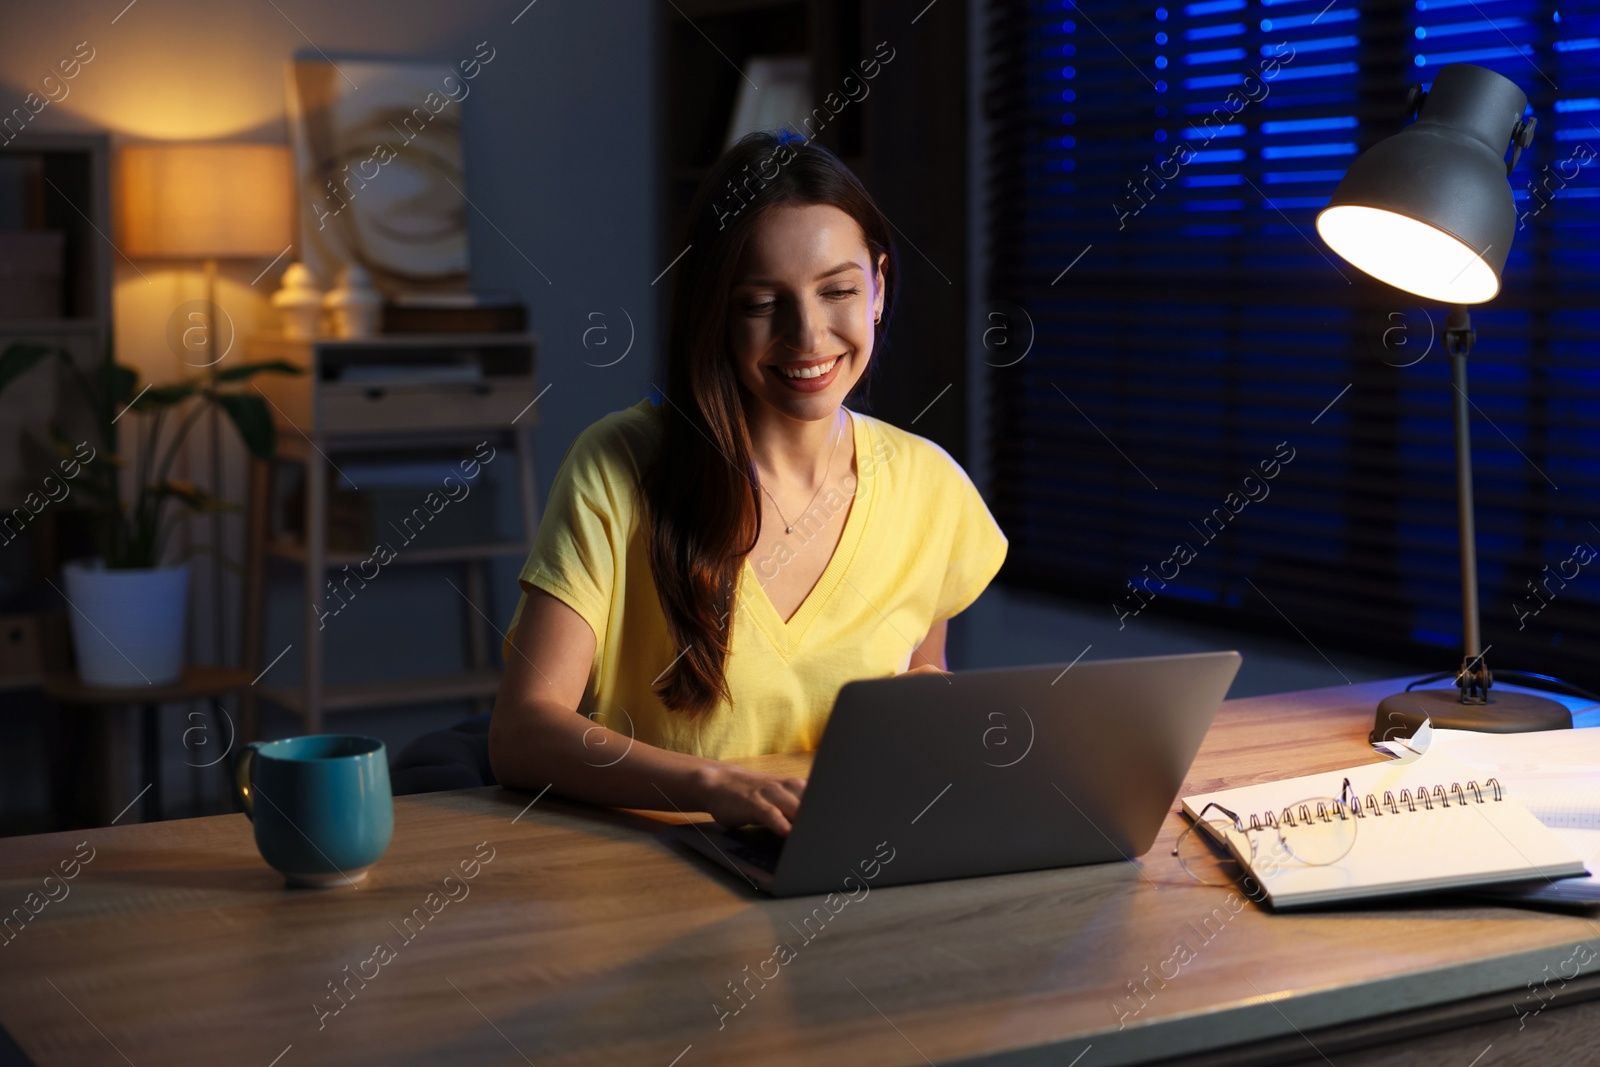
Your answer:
[1411,727,1600,829]
[1497,777,1600,829]
[1182,750,1586,908]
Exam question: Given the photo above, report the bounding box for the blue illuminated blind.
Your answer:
[986,0,1600,685]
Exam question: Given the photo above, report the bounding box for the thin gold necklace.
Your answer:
[757,410,844,535]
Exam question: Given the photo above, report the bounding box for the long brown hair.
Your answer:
[645,131,899,716]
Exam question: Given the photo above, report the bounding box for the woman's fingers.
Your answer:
[756,798,793,836]
[700,768,804,836]
[756,776,805,835]
[764,780,802,817]
[766,777,805,803]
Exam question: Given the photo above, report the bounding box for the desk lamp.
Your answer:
[1315,63,1573,741]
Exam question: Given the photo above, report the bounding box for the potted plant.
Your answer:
[0,337,298,685]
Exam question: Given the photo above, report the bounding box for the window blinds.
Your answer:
[985,0,1600,686]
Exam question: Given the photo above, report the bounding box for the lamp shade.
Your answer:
[1315,64,1528,305]
[117,143,294,259]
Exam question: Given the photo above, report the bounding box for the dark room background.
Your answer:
[985,0,1600,690]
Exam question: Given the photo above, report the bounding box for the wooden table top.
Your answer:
[3,677,1599,1067]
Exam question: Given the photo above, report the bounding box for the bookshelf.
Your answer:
[0,133,111,517]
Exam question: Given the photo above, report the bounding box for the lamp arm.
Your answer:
[1444,306,1490,703]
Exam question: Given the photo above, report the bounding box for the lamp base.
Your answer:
[1370,687,1571,744]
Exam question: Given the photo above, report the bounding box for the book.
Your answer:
[1181,747,1587,909]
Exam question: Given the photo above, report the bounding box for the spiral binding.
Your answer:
[1239,778,1503,832]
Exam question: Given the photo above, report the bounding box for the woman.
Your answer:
[488,131,1007,836]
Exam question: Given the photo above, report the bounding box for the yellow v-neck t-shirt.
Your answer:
[503,398,1008,760]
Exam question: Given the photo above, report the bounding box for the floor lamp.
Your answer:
[1315,63,1571,740]
[118,143,294,670]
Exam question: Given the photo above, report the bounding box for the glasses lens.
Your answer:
[1276,796,1358,866]
[1176,812,1250,886]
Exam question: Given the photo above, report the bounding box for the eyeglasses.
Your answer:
[1173,777,1360,887]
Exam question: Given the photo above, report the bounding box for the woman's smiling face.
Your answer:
[727,202,886,424]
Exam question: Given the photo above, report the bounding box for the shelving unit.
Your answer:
[245,332,540,734]
[0,133,111,516]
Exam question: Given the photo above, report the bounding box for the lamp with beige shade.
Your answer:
[117,142,295,364]
[114,142,296,683]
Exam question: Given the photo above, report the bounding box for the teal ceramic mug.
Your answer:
[233,735,393,887]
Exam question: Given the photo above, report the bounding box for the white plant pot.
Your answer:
[62,559,190,687]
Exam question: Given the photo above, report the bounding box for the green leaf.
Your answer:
[46,425,101,465]
[150,479,239,514]
[46,424,76,460]
[214,359,302,383]
[47,424,110,499]
[0,343,55,396]
[212,393,276,460]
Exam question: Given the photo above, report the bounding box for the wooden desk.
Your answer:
[3,678,1599,1067]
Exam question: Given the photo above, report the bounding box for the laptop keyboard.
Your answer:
[724,826,786,872]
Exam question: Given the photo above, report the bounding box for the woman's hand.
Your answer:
[898,662,951,676]
[691,763,808,836]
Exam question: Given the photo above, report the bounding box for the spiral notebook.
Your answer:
[1181,749,1588,909]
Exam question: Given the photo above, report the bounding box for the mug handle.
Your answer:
[234,742,264,821]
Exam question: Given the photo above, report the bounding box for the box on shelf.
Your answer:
[248,333,539,436]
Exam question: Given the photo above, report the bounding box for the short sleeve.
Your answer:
[932,462,1008,622]
[515,422,632,645]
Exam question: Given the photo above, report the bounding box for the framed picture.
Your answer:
[286,58,476,295]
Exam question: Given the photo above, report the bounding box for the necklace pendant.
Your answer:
[785,524,793,534]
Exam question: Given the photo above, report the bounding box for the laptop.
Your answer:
[665,649,1242,897]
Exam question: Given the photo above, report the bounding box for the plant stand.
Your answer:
[42,665,253,822]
